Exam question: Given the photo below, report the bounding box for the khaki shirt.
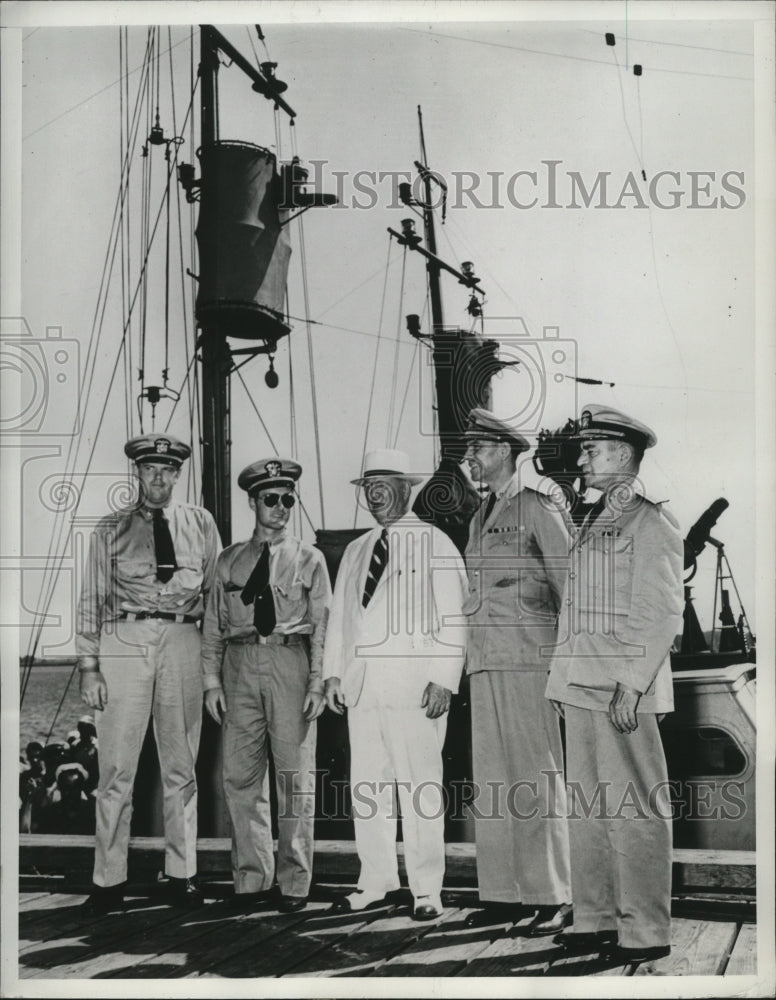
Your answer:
[201,531,332,694]
[545,491,684,713]
[464,480,571,673]
[75,502,221,658]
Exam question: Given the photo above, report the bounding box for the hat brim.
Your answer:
[351,472,424,486]
[246,479,298,494]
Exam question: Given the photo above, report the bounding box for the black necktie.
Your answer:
[362,528,389,609]
[585,495,607,530]
[152,509,178,583]
[241,542,276,636]
[482,492,497,523]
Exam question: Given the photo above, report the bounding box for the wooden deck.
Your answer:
[18,878,757,980]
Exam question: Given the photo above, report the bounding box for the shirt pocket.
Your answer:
[272,580,305,623]
[113,555,154,585]
[578,535,634,616]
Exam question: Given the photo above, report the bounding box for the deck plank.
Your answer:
[370,907,509,977]
[724,923,757,976]
[455,917,562,976]
[36,900,250,979]
[19,892,55,911]
[102,901,324,979]
[285,908,455,978]
[19,896,188,978]
[633,917,738,977]
[197,900,407,978]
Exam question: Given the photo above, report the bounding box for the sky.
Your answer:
[4,2,769,661]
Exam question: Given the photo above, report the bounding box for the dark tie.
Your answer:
[482,491,497,523]
[152,509,178,583]
[241,542,276,636]
[584,495,607,530]
[362,528,389,609]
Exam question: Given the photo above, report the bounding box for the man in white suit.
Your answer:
[323,449,467,921]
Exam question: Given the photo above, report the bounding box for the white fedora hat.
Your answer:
[351,448,424,486]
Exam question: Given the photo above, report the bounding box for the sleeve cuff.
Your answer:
[202,675,223,692]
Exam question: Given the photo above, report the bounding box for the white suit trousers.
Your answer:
[347,699,448,901]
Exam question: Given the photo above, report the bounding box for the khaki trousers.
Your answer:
[94,620,202,887]
[470,670,572,905]
[565,706,672,950]
[348,698,448,901]
[222,641,316,897]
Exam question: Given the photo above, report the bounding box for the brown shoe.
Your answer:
[526,903,572,937]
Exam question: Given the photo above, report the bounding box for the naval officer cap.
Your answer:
[124,433,191,468]
[578,403,657,449]
[238,457,302,496]
[465,408,530,454]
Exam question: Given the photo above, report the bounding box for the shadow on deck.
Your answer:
[18,878,757,981]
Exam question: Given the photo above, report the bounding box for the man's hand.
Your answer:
[303,690,325,722]
[323,677,346,715]
[608,682,641,734]
[80,671,108,712]
[204,687,227,725]
[421,682,451,719]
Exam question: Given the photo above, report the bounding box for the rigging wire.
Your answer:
[391,339,421,450]
[398,26,753,81]
[21,47,201,697]
[296,211,326,529]
[386,246,408,447]
[21,27,157,700]
[354,235,394,528]
[289,114,325,527]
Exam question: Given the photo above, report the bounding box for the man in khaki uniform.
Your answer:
[546,404,684,962]
[463,409,572,934]
[201,458,331,913]
[77,433,221,913]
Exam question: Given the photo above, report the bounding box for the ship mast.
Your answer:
[417,108,445,339]
[199,29,231,542]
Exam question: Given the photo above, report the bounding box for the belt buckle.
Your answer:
[257,634,269,645]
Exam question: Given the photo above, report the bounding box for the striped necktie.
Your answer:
[151,508,178,583]
[362,528,389,609]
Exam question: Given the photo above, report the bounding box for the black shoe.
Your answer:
[608,943,671,963]
[463,903,526,929]
[278,894,308,913]
[328,889,399,914]
[165,876,204,908]
[526,903,573,937]
[227,888,275,912]
[81,883,125,916]
[555,930,618,953]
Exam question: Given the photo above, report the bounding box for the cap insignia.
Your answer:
[265,460,281,478]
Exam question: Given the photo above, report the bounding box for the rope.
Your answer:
[354,236,394,528]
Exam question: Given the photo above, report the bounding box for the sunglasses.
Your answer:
[260,492,296,509]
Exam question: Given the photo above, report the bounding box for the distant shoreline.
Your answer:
[20,659,77,668]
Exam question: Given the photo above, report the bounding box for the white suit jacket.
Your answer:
[322,513,468,708]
